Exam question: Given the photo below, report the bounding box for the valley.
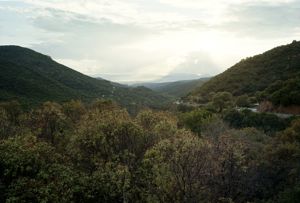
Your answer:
[0,42,300,203]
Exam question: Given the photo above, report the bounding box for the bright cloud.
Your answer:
[1,0,299,82]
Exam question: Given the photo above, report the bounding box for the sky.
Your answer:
[0,0,300,82]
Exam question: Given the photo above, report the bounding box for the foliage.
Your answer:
[178,108,213,135]
[62,100,86,124]
[144,77,210,98]
[212,92,233,112]
[0,101,23,139]
[141,132,213,202]
[223,109,291,134]
[0,46,171,113]
[261,119,300,202]
[259,77,300,106]
[0,100,299,202]
[235,94,251,107]
[0,135,76,203]
[190,41,300,103]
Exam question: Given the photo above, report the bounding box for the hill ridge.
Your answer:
[0,45,171,111]
[189,40,300,103]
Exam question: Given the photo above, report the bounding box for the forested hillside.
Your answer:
[0,46,171,111]
[190,41,300,105]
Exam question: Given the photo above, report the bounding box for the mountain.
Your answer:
[0,46,171,110]
[190,40,300,104]
[153,73,205,83]
[133,78,210,98]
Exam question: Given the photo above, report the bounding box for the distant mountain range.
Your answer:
[0,46,171,111]
[97,72,209,85]
[152,73,208,83]
[132,78,210,98]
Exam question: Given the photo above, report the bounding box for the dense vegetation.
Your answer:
[0,46,171,112]
[0,99,299,203]
[189,40,300,106]
[257,77,300,106]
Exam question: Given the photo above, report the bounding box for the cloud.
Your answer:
[170,51,220,76]
[23,0,139,23]
[26,8,212,81]
[57,58,100,76]
[31,8,151,47]
[28,8,158,78]
[220,1,300,38]
[159,0,296,8]
[23,0,194,28]
[1,0,300,82]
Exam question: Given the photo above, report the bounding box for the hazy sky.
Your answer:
[1,0,300,82]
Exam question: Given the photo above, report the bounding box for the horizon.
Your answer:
[1,0,300,82]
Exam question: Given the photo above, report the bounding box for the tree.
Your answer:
[223,109,289,134]
[0,134,76,203]
[68,107,145,172]
[235,95,250,107]
[212,92,233,112]
[76,162,131,203]
[179,109,213,135]
[135,110,178,149]
[0,98,299,202]
[91,99,120,112]
[260,119,300,201]
[0,101,22,125]
[29,102,67,145]
[63,100,86,124]
[141,131,214,202]
[0,108,11,139]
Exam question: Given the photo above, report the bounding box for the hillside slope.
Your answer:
[153,78,210,98]
[0,46,171,109]
[190,41,300,101]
